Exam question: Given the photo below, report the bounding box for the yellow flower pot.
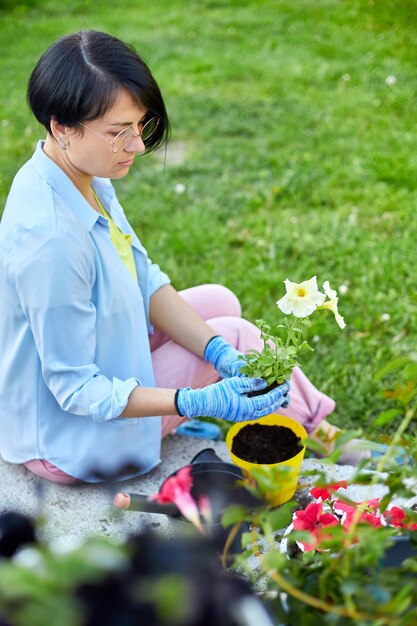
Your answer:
[226,414,307,506]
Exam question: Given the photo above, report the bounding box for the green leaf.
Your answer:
[373,409,402,426]
[259,501,295,532]
[221,504,251,528]
[374,357,414,382]
[362,584,391,604]
[261,551,286,571]
[262,366,274,378]
[240,531,254,549]
[379,492,392,512]
[403,363,417,383]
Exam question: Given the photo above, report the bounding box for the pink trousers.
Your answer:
[25,284,335,483]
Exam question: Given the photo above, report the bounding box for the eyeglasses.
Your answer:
[78,117,159,153]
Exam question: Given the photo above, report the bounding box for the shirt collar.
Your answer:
[30,141,101,232]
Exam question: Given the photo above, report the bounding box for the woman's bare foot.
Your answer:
[308,420,405,466]
[309,419,341,455]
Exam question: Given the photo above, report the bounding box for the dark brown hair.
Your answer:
[27,30,170,153]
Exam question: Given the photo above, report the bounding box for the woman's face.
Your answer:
[64,89,148,180]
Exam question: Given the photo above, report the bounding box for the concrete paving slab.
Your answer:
[0,435,232,545]
[0,434,395,547]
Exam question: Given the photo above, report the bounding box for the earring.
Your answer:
[58,137,68,150]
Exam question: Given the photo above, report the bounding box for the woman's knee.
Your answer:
[207,316,262,353]
[179,284,242,319]
[212,284,241,317]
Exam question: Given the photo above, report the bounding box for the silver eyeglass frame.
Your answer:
[78,117,159,153]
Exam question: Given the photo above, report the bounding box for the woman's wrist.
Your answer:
[119,386,178,418]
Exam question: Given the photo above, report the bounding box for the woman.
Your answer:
[0,30,348,485]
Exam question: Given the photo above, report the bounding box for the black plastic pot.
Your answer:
[380,534,417,568]
[118,448,260,555]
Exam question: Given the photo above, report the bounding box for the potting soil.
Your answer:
[231,423,302,464]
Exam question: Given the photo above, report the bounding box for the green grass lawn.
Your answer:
[1,0,416,436]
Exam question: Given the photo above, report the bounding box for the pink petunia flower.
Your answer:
[293,502,339,551]
[198,495,213,525]
[310,481,348,501]
[151,466,204,532]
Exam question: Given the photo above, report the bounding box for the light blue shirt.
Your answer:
[0,142,170,482]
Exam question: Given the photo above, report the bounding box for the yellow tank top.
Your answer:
[93,192,138,282]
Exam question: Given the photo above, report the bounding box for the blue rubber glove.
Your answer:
[175,376,290,423]
[204,335,245,378]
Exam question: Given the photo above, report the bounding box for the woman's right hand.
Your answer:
[175,377,290,423]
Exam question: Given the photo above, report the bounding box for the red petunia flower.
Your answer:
[310,481,348,501]
[334,498,383,529]
[343,510,383,528]
[384,506,417,531]
[293,502,339,551]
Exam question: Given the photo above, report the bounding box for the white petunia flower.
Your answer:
[322,280,338,300]
[276,276,326,318]
[320,281,346,329]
